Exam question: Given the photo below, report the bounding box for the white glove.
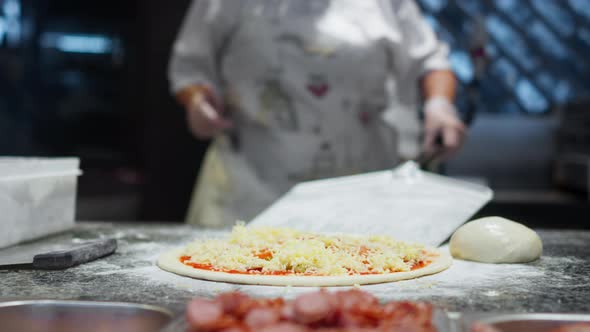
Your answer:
[422,97,466,162]
[182,86,233,140]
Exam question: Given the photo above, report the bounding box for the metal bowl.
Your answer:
[471,313,590,332]
[0,300,173,332]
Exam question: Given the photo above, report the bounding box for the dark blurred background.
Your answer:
[0,0,588,226]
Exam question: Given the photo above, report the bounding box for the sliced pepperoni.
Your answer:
[186,298,224,330]
[470,322,503,332]
[187,290,436,332]
[216,292,261,319]
[337,312,373,328]
[345,302,382,322]
[293,291,335,325]
[316,328,375,332]
[258,322,310,332]
[255,297,286,310]
[381,301,433,326]
[380,320,437,332]
[335,289,378,311]
[280,301,297,321]
[217,292,253,316]
[322,293,341,326]
[218,326,249,332]
[340,328,380,332]
[212,316,242,330]
[244,307,281,329]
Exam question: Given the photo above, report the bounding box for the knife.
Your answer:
[0,238,117,270]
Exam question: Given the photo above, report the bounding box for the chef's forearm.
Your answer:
[421,69,457,101]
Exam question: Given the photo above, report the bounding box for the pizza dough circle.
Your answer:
[157,247,452,287]
[450,216,542,263]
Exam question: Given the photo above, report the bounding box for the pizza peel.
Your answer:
[250,161,493,247]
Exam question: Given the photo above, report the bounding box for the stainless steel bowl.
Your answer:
[0,300,173,332]
[468,313,590,332]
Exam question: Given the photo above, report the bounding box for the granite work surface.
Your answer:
[0,222,588,318]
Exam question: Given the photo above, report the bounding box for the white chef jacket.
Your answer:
[169,0,451,227]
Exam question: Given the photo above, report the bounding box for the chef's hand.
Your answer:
[422,97,466,162]
[177,85,233,140]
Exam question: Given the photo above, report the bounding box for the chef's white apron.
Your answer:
[178,1,449,227]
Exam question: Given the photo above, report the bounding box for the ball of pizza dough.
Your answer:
[450,216,542,263]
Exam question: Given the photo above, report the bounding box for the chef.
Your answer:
[168,0,466,227]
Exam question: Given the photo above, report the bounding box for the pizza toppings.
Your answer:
[180,224,430,276]
[244,307,281,329]
[186,299,225,330]
[186,289,436,332]
[292,292,335,325]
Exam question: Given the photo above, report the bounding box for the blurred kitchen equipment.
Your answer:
[0,157,81,249]
[0,300,172,332]
[554,153,589,198]
[0,238,117,269]
[554,99,590,198]
[251,161,493,247]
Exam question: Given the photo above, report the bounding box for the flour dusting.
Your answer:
[73,227,584,303]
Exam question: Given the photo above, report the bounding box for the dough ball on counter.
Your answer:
[450,216,542,263]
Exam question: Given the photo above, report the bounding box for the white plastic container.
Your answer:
[0,157,81,249]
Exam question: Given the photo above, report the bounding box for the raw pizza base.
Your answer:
[157,247,452,287]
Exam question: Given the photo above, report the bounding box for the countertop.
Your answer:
[0,222,588,317]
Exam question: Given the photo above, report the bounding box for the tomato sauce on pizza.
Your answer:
[177,224,434,277]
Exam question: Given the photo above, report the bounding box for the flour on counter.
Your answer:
[5,225,584,314]
[67,226,585,307]
[70,228,570,302]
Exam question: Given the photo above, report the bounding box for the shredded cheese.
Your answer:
[182,223,428,276]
